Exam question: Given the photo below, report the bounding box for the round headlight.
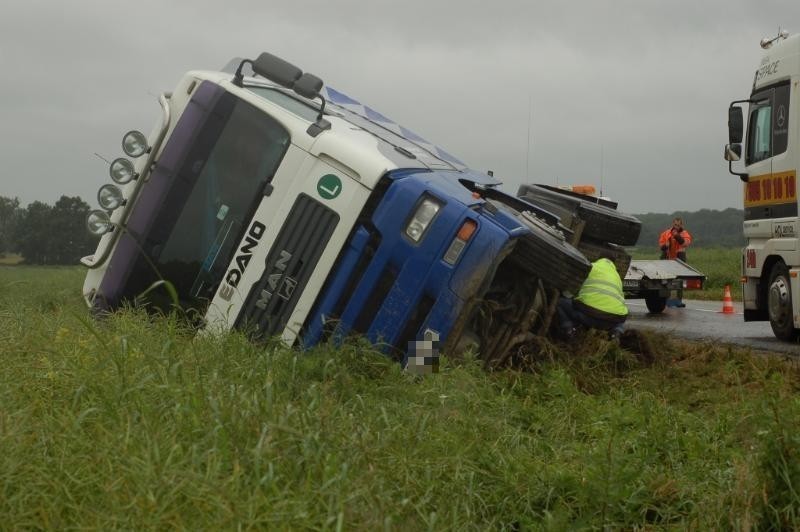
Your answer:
[122,130,148,158]
[86,210,112,236]
[97,184,125,211]
[109,157,136,184]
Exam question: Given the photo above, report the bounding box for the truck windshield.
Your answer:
[121,91,290,313]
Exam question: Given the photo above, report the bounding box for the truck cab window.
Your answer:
[746,82,790,165]
[747,103,772,164]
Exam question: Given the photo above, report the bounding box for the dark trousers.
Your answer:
[660,251,687,262]
[557,297,625,335]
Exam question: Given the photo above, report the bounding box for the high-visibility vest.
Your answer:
[575,258,628,317]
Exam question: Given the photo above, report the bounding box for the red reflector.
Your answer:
[457,220,477,241]
[684,279,702,290]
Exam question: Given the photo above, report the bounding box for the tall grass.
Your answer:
[1,266,799,529]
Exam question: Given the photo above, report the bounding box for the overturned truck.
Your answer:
[81,52,640,369]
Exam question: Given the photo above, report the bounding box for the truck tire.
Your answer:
[645,294,667,314]
[767,262,799,341]
[485,199,591,293]
[517,184,641,246]
[576,201,641,246]
[508,211,592,294]
[576,237,632,279]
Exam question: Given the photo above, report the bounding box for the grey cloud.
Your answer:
[1,0,799,215]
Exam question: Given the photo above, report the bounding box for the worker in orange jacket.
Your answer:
[659,217,692,308]
[659,217,692,262]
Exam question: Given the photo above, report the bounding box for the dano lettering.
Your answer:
[219,221,266,301]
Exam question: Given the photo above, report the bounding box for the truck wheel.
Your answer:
[517,184,641,246]
[767,262,799,341]
[576,237,632,279]
[645,295,666,313]
[507,211,592,294]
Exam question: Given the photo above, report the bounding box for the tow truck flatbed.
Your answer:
[623,259,706,313]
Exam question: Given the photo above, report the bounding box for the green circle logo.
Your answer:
[317,174,342,200]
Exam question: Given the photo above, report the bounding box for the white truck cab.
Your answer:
[725,30,800,340]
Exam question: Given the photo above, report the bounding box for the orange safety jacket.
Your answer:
[658,227,692,260]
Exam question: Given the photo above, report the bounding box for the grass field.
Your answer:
[1,266,799,529]
[629,247,741,302]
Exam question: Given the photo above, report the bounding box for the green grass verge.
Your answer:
[1,266,799,529]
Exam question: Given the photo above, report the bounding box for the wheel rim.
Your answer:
[768,276,791,325]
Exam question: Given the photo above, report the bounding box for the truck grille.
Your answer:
[236,193,339,340]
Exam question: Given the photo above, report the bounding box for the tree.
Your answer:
[0,196,21,256]
[49,196,95,264]
[12,196,95,265]
[14,201,53,264]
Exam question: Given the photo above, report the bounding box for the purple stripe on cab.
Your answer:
[94,81,224,310]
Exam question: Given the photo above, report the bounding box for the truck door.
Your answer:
[744,82,795,223]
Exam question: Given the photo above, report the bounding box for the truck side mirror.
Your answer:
[728,106,744,144]
[252,52,302,88]
[293,73,323,99]
[724,143,742,162]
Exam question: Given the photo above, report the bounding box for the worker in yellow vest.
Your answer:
[557,258,629,340]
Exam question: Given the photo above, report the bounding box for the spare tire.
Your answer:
[576,237,632,279]
[517,184,641,246]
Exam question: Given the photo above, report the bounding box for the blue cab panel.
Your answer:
[303,169,528,362]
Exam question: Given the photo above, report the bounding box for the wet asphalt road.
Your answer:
[626,299,800,356]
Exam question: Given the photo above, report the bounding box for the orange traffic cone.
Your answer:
[721,284,735,314]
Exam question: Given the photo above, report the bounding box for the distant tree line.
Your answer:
[0,195,97,265]
[632,207,745,249]
[0,196,749,264]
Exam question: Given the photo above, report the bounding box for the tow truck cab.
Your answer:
[725,31,800,340]
[82,53,590,367]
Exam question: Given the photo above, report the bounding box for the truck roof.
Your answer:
[753,32,800,91]
[319,85,466,171]
[213,60,503,187]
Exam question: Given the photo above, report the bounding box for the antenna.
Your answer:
[600,144,604,197]
[94,152,111,165]
[525,94,532,181]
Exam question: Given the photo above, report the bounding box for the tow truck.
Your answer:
[725,29,800,340]
[622,259,705,313]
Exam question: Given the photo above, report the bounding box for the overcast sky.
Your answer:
[1,0,798,214]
